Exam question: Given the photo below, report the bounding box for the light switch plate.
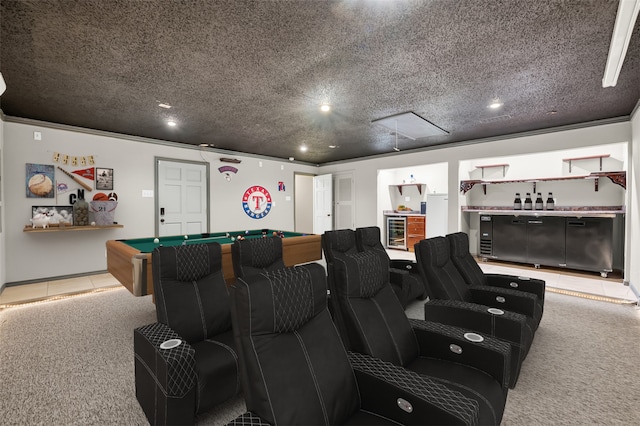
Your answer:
[142,190,154,198]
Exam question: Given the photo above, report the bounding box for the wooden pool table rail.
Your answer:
[106,233,322,297]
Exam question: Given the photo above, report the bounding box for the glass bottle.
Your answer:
[524,192,533,210]
[513,193,522,210]
[534,192,544,210]
[73,195,89,226]
[546,192,555,210]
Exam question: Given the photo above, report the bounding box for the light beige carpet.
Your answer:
[1,286,638,425]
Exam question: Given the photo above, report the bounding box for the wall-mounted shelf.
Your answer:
[562,154,609,172]
[393,183,425,195]
[475,163,509,178]
[23,224,124,233]
[460,171,626,194]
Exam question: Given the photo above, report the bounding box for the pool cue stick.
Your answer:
[57,166,93,192]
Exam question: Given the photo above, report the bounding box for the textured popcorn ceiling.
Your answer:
[1,0,639,164]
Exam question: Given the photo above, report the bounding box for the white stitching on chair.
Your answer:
[337,256,374,354]
[240,277,278,424]
[294,329,330,425]
[193,280,207,338]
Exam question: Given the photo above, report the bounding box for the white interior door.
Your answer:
[313,173,333,235]
[334,172,355,230]
[157,159,209,236]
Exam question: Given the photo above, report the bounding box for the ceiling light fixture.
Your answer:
[488,101,503,109]
[158,103,172,109]
[329,145,338,149]
[602,0,640,87]
[167,120,177,127]
[320,104,331,112]
[300,145,308,152]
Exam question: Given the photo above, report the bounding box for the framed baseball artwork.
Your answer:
[26,163,55,198]
[96,168,114,190]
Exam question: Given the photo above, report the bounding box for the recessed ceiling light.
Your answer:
[158,103,172,109]
[300,145,308,152]
[329,145,338,149]
[488,101,503,109]
[167,120,177,127]
[320,104,331,112]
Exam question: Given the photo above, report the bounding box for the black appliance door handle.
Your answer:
[567,221,586,227]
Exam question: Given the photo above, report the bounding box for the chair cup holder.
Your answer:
[463,332,484,343]
[160,339,182,350]
[487,308,505,315]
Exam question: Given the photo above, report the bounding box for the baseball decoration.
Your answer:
[242,185,272,219]
[218,165,238,182]
[93,192,109,201]
[26,163,55,198]
[57,166,93,191]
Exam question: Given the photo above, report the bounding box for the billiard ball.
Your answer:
[231,237,235,241]
[153,238,160,244]
[184,235,188,240]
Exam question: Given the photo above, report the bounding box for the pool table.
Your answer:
[106,229,322,297]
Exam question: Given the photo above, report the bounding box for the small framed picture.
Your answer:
[32,205,74,226]
[96,168,114,190]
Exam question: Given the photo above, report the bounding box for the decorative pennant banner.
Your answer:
[72,167,95,181]
[218,165,238,182]
[52,152,95,166]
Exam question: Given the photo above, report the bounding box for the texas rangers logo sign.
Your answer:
[242,185,272,219]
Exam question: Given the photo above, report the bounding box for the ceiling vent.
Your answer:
[372,111,448,139]
[478,114,512,124]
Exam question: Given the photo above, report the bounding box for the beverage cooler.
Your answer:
[386,216,407,250]
[565,217,613,276]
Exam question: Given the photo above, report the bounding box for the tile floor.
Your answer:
[1,252,638,306]
[0,273,121,306]
[387,249,639,304]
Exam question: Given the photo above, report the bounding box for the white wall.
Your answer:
[379,163,449,213]
[294,173,314,234]
[2,120,317,284]
[628,107,640,297]
[0,117,5,290]
[319,121,634,280]
[1,116,637,286]
[459,143,628,209]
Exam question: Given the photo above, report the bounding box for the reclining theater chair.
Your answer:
[231,235,286,279]
[415,236,542,330]
[134,242,240,425]
[322,229,511,425]
[228,263,487,425]
[355,226,427,307]
[446,232,545,315]
[415,236,542,387]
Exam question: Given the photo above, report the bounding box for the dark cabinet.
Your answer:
[526,216,565,267]
[483,214,617,276]
[565,218,613,275]
[492,215,528,263]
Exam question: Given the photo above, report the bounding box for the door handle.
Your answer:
[160,207,165,215]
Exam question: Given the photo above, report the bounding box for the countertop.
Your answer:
[462,206,625,217]
[383,210,425,216]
